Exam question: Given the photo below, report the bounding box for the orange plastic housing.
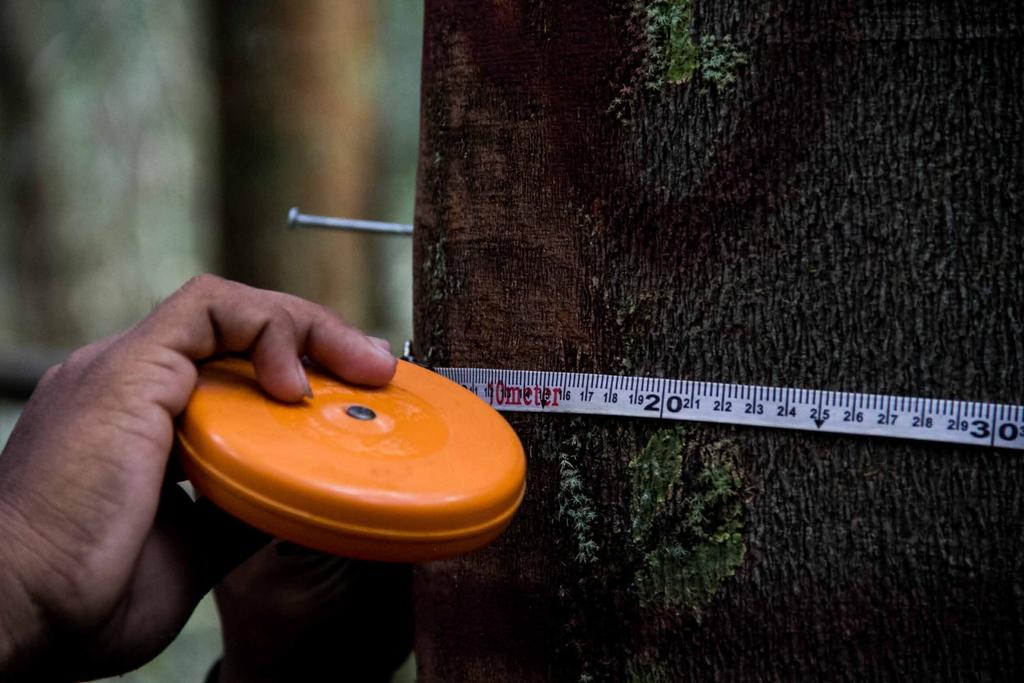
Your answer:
[176,358,525,562]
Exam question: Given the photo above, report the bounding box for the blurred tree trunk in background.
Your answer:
[213,1,379,330]
[413,1,1024,680]
[0,1,213,350]
[0,0,419,352]
[0,4,58,346]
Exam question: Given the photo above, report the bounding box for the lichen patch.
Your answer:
[627,428,747,614]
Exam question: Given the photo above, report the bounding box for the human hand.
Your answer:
[0,275,396,680]
[213,542,412,683]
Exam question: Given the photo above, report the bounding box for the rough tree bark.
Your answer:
[412,1,1024,680]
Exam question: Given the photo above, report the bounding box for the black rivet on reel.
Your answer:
[346,405,376,421]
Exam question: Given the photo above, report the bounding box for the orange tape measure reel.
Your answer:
[177,358,526,562]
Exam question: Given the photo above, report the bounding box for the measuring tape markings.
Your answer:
[435,367,1024,450]
[287,210,1022,451]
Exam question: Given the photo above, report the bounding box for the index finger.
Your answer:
[136,275,396,402]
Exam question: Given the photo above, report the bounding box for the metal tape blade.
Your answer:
[435,367,1024,450]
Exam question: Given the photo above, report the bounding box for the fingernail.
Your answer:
[295,359,313,398]
[368,336,393,356]
[368,336,391,352]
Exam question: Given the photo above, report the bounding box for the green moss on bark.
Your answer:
[642,0,698,85]
[696,35,747,92]
[629,429,684,544]
[420,233,461,364]
[625,656,671,683]
[422,233,449,304]
[558,428,600,565]
[628,428,746,614]
[638,0,747,92]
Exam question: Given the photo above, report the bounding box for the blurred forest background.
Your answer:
[0,1,422,680]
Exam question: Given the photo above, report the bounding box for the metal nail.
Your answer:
[288,207,413,236]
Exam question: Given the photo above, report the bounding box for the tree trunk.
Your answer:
[213,1,380,328]
[412,1,1024,680]
[0,3,61,346]
[1,2,215,348]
